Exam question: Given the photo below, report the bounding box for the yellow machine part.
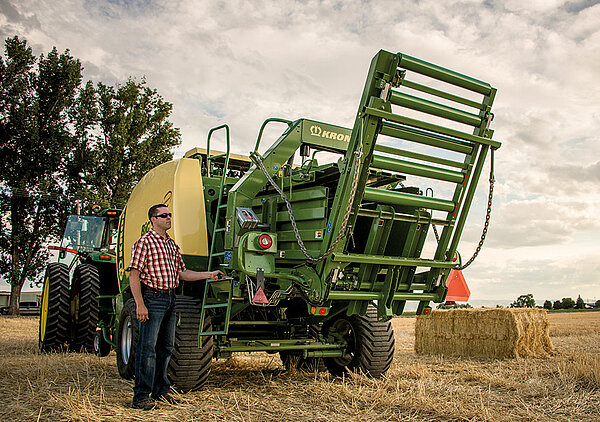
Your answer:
[118,158,208,281]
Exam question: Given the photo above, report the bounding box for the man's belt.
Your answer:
[142,283,177,295]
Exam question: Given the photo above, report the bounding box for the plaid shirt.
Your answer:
[130,229,185,290]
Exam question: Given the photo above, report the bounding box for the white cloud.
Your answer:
[1,0,599,301]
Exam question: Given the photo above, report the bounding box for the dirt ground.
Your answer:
[0,311,598,421]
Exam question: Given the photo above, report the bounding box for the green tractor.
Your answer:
[39,49,500,392]
[39,208,121,354]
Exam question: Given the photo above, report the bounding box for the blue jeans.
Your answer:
[133,290,176,403]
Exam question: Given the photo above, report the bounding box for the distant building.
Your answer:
[0,291,42,315]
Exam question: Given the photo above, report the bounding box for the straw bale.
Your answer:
[415,308,555,359]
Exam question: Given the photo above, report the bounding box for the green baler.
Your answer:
[42,49,501,392]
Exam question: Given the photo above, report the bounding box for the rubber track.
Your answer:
[39,263,70,352]
[71,264,100,352]
[168,296,213,392]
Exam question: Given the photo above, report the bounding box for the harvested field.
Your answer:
[0,312,599,421]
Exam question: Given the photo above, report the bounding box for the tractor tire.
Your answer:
[116,298,138,380]
[323,304,395,378]
[168,296,213,392]
[39,263,70,352]
[69,264,100,352]
[93,329,112,357]
[280,351,326,372]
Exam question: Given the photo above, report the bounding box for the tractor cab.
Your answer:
[52,208,121,267]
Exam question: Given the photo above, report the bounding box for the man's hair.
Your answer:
[148,204,168,220]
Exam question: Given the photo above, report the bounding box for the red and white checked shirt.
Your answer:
[130,229,186,290]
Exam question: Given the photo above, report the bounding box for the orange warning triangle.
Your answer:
[445,269,470,302]
[252,286,269,304]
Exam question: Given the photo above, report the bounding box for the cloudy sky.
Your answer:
[1,0,599,305]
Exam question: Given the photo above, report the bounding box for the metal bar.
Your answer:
[371,155,464,183]
[327,290,438,301]
[375,144,467,169]
[447,144,489,258]
[390,91,482,127]
[331,253,456,268]
[363,187,455,212]
[367,107,501,149]
[398,53,493,95]
[380,122,473,154]
[357,208,449,226]
[400,79,485,110]
[305,350,345,358]
[218,342,343,353]
[253,118,293,154]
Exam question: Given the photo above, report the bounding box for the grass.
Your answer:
[0,312,599,421]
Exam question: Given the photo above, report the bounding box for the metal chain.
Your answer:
[428,150,495,270]
[456,150,495,270]
[456,175,494,270]
[252,149,362,264]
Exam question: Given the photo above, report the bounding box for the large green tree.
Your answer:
[0,36,181,314]
[84,79,180,208]
[0,36,86,315]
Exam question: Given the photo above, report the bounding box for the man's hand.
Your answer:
[208,270,224,281]
[137,302,149,322]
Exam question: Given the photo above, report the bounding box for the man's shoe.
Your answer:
[156,394,181,404]
[132,398,156,410]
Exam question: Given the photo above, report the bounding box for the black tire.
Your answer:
[323,304,395,377]
[69,264,100,352]
[39,263,70,352]
[93,329,112,357]
[116,298,138,380]
[280,351,326,372]
[168,296,213,392]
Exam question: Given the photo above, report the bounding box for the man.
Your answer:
[129,204,222,410]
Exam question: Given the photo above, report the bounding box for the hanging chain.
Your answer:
[428,150,495,270]
[457,149,495,270]
[251,148,362,264]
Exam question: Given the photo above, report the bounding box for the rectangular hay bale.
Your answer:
[415,308,554,359]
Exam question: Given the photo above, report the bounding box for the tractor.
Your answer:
[40,49,500,391]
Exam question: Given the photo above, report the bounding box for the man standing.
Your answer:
[129,204,222,410]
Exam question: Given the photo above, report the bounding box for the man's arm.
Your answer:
[129,268,149,322]
[179,269,223,282]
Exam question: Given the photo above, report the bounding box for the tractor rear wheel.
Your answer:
[323,304,395,377]
[39,263,70,352]
[69,264,100,352]
[168,296,213,392]
[116,298,138,379]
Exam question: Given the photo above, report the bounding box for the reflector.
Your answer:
[446,269,470,302]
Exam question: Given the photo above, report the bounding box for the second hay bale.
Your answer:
[415,308,554,359]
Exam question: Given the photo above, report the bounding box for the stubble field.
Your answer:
[0,311,598,421]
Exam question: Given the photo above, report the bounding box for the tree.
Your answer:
[84,79,180,208]
[575,295,585,309]
[0,36,181,314]
[510,294,535,308]
[595,300,600,309]
[561,297,575,309]
[543,300,553,310]
[553,300,562,310]
[0,36,85,315]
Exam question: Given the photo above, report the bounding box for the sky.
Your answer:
[1,0,599,305]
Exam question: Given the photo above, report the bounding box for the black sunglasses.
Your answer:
[153,213,172,219]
